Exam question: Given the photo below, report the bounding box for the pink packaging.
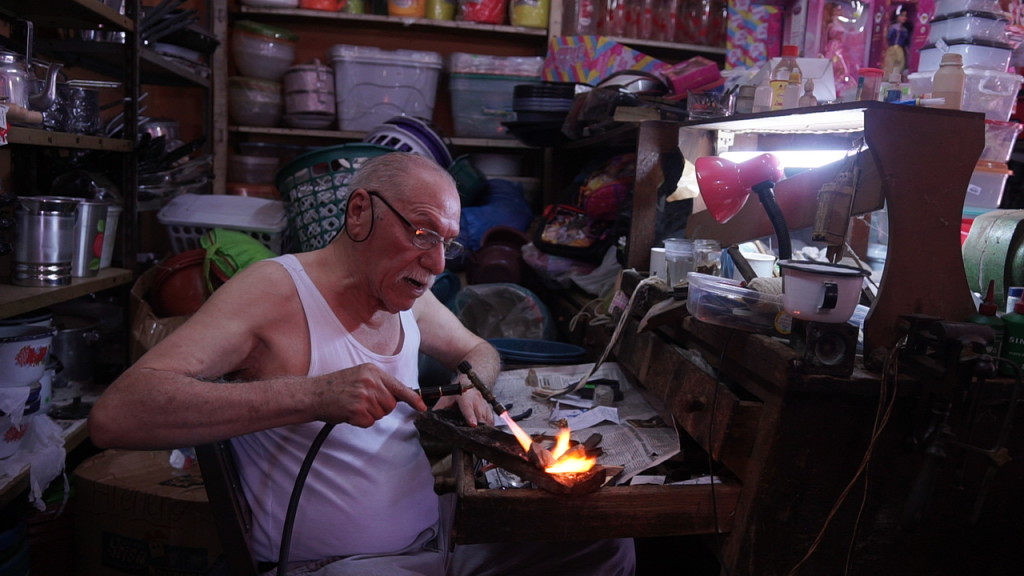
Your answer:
[542,36,668,85]
[659,56,722,96]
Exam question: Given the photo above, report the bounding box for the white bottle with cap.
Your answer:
[930,52,965,110]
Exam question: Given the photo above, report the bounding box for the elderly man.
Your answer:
[90,152,634,575]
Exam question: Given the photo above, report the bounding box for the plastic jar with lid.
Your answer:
[664,238,694,286]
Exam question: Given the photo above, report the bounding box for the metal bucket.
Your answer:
[11,196,78,287]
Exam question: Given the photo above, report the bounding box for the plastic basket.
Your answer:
[275,143,394,252]
[157,194,288,254]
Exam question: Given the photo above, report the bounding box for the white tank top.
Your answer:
[232,254,438,563]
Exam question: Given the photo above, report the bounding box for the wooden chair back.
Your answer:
[196,441,261,576]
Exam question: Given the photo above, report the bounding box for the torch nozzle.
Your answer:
[458,361,507,415]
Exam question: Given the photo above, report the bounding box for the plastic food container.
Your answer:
[685,272,790,334]
[231,20,298,81]
[927,11,1010,44]
[329,45,442,131]
[282,62,335,116]
[908,67,1023,121]
[228,154,281,185]
[933,0,1004,18]
[917,39,1012,72]
[964,160,1012,209]
[982,119,1023,162]
[450,74,542,138]
[228,76,283,127]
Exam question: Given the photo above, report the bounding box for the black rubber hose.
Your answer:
[752,180,792,261]
[277,422,336,576]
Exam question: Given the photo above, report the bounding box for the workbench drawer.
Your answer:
[615,326,763,477]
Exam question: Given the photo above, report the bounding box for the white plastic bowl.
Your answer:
[0,325,57,387]
[231,21,297,81]
[229,77,283,127]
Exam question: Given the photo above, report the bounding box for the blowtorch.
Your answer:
[417,381,468,404]
[458,360,508,415]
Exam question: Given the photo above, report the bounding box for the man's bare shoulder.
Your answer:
[195,258,299,323]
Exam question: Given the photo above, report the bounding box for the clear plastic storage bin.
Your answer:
[964,160,1013,209]
[982,119,1023,162]
[909,67,1023,121]
[917,39,1012,72]
[450,74,541,138]
[934,0,1004,18]
[329,45,443,132]
[927,10,1010,44]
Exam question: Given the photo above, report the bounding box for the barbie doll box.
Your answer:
[751,57,837,103]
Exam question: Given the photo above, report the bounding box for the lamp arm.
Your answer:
[752,180,793,260]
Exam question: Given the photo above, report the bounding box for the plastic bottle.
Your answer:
[1002,299,1024,377]
[968,280,1004,359]
[752,83,774,113]
[770,45,802,111]
[930,52,965,111]
[798,78,817,107]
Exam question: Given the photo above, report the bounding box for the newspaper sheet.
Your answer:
[490,362,680,485]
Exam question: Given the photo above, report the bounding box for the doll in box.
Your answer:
[884,7,911,77]
[821,1,860,97]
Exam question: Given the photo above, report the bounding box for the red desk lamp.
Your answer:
[694,152,793,260]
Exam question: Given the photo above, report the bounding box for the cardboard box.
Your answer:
[74,449,222,576]
[542,36,668,85]
[129,265,190,363]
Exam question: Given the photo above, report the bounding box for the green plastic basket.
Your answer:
[275,143,394,252]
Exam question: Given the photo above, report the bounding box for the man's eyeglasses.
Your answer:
[367,190,465,260]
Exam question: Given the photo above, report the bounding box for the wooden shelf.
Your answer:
[236,6,549,38]
[6,126,133,151]
[0,268,134,320]
[0,0,133,32]
[229,125,531,149]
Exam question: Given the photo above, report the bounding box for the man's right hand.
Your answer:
[314,363,427,427]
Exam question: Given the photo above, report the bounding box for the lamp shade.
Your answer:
[694,153,784,223]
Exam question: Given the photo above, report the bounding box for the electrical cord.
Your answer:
[785,336,905,576]
[277,422,336,576]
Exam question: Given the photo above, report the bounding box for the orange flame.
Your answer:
[500,412,535,452]
[544,427,597,474]
[500,413,597,475]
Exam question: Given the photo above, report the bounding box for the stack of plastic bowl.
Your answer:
[0,322,57,460]
[229,20,298,128]
[504,82,577,147]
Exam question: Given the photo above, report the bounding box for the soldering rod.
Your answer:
[457,361,507,415]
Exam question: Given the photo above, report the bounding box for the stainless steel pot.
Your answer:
[50,314,101,389]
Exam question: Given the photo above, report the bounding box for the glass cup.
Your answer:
[687,90,735,119]
[694,238,722,276]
